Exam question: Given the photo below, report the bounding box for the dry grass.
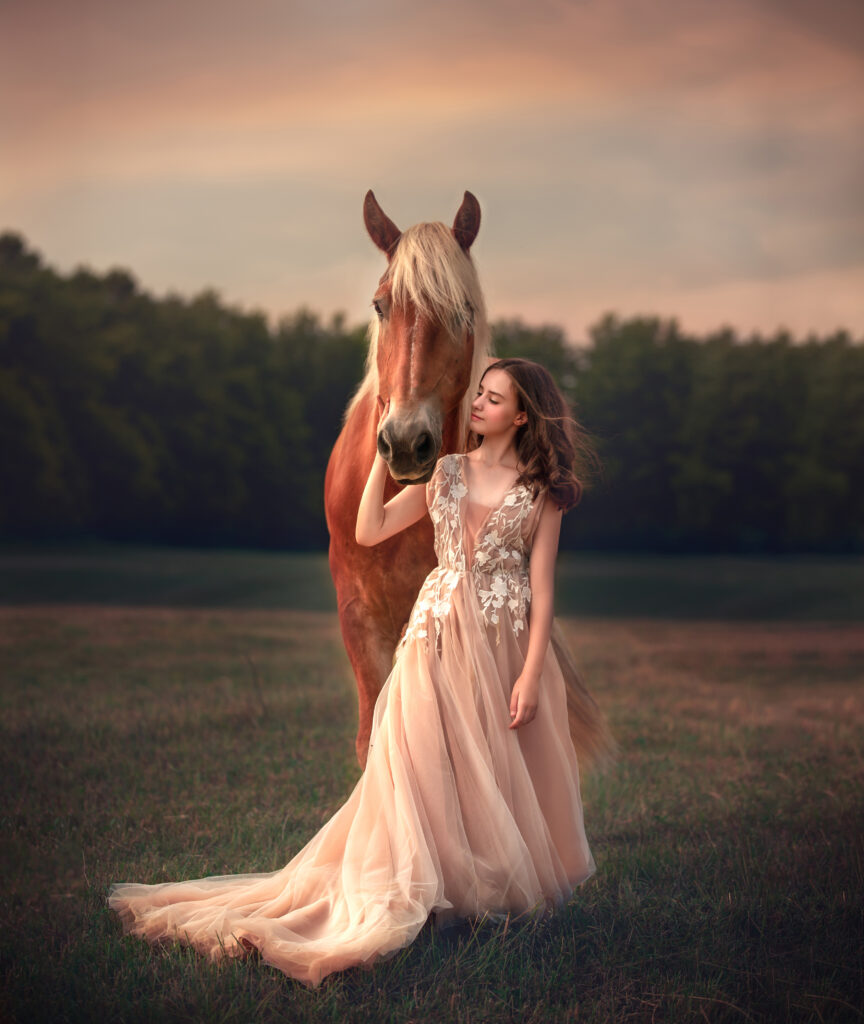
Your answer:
[1,605,862,1023]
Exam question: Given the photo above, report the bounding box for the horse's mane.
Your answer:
[346,221,491,447]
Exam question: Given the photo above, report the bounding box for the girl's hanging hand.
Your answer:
[509,499,562,729]
[509,673,539,729]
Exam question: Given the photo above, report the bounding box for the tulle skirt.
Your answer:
[108,578,595,986]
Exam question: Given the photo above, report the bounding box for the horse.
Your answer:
[324,190,491,767]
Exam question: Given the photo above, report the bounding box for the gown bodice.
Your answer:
[398,454,546,650]
[429,453,544,573]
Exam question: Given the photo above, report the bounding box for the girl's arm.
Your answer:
[509,499,562,729]
[355,452,429,546]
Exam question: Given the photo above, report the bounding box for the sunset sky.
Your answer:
[2,0,862,342]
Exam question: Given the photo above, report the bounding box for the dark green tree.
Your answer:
[1,230,861,553]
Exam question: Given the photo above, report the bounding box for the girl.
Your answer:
[108,358,613,986]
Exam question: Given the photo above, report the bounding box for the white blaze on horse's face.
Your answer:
[374,293,469,484]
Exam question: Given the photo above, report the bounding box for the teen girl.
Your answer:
[108,358,611,986]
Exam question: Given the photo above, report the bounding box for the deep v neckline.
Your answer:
[458,455,522,526]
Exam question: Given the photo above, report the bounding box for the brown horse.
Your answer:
[324,190,491,767]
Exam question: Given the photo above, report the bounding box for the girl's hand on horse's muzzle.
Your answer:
[376,396,391,431]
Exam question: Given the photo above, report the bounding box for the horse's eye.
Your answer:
[373,300,384,319]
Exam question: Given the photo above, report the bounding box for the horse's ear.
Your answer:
[364,190,401,259]
[452,191,481,252]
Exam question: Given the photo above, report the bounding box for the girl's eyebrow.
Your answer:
[484,389,504,399]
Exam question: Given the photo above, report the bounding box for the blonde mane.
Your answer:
[346,221,491,448]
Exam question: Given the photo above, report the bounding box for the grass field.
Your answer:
[1,548,863,1022]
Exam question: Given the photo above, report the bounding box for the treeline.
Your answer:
[1,231,861,552]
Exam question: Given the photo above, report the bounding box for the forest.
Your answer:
[1,230,861,553]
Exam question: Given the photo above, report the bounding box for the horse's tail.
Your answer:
[550,620,618,774]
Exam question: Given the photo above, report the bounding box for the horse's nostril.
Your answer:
[377,431,392,460]
[414,432,434,463]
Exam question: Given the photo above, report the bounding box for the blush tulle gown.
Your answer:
[107,454,598,986]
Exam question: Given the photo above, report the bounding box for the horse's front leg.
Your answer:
[336,598,398,768]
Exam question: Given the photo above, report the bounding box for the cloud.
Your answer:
[1,0,861,338]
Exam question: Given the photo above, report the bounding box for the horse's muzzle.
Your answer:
[377,420,440,484]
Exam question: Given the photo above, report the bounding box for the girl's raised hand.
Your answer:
[376,396,391,431]
[356,396,428,547]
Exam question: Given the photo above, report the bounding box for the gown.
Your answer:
[107,453,596,987]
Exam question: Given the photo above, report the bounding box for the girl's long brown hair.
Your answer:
[474,358,601,512]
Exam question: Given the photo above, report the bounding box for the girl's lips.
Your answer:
[470,413,482,420]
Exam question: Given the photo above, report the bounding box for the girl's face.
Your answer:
[470,368,527,438]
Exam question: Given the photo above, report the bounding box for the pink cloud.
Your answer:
[2,0,861,338]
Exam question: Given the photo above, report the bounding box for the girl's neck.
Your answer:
[472,434,520,469]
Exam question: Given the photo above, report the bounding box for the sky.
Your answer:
[2,0,863,343]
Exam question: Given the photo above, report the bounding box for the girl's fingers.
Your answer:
[376,396,391,430]
[510,697,523,729]
[509,696,537,729]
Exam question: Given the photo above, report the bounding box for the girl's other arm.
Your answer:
[509,499,562,728]
[355,453,429,546]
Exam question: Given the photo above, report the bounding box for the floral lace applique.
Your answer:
[396,454,538,654]
[471,482,535,643]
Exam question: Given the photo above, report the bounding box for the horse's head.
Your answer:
[363,190,486,485]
